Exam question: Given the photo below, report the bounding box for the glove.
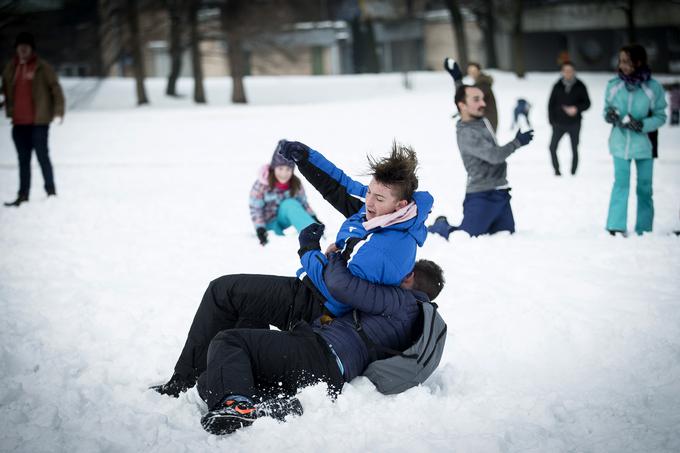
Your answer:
[298,223,325,257]
[278,140,310,163]
[256,227,268,246]
[514,129,534,147]
[623,118,643,132]
[149,373,195,398]
[605,107,621,126]
[443,57,463,82]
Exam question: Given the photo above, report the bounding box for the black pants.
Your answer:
[648,130,658,159]
[196,323,343,409]
[549,122,581,175]
[12,125,55,197]
[174,274,325,383]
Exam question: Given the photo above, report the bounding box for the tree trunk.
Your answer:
[166,0,183,96]
[512,0,525,78]
[226,29,247,103]
[444,0,468,69]
[220,2,248,104]
[188,0,206,103]
[126,0,148,105]
[625,0,636,43]
[483,0,497,68]
[351,17,380,73]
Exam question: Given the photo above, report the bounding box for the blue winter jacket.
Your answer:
[296,148,433,317]
[603,76,667,160]
[312,253,423,382]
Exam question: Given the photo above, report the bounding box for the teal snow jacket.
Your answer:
[603,76,667,160]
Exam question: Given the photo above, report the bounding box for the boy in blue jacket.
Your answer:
[197,242,445,435]
[153,142,433,397]
[278,139,434,317]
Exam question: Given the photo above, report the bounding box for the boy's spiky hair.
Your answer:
[412,259,445,301]
[366,141,419,201]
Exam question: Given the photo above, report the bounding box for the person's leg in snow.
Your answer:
[488,190,515,234]
[152,274,325,397]
[197,324,342,435]
[458,190,510,236]
[272,198,316,234]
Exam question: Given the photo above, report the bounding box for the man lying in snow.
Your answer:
[152,141,433,397]
[197,227,445,435]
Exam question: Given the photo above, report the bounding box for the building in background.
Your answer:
[0,0,678,79]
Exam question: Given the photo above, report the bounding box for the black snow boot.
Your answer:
[4,195,28,207]
[255,396,303,421]
[201,396,257,435]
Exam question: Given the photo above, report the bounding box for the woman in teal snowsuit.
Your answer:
[603,44,667,236]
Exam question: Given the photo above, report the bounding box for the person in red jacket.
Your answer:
[2,32,64,207]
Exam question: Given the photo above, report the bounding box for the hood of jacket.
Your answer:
[256,164,270,185]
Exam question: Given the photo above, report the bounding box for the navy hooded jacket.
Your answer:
[295,148,433,317]
[312,253,424,382]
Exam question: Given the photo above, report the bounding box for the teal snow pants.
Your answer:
[606,156,654,234]
[267,198,315,235]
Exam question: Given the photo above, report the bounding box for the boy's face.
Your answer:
[365,178,408,220]
[467,65,480,79]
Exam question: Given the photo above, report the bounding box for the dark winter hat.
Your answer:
[15,32,35,49]
[271,140,295,168]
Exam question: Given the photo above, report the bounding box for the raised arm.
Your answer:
[279,141,365,218]
[296,151,364,218]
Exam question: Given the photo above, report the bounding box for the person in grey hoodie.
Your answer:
[430,63,534,238]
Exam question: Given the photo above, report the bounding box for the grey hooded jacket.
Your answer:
[456,117,521,193]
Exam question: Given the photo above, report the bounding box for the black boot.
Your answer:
[150,373,196,397]
[201,396,257,435]
[4,195,28,207]
[607,229,628,238]
[255,396,303,421]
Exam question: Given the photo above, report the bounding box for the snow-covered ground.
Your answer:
[1,71,679,453]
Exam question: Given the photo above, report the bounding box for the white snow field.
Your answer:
[1,71,679,453]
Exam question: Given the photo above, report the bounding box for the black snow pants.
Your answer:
[173,274,325,383]
[549,122,581,175]
[196,322,343,409]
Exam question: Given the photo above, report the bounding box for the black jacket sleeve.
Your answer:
[548,83,558,125]
[296,156,364,218]
[576,80,591,113]
[323,253,413,316]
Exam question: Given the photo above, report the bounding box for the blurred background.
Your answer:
[1,0,679,106]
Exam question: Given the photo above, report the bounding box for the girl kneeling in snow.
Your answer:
[249,142,319,245]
